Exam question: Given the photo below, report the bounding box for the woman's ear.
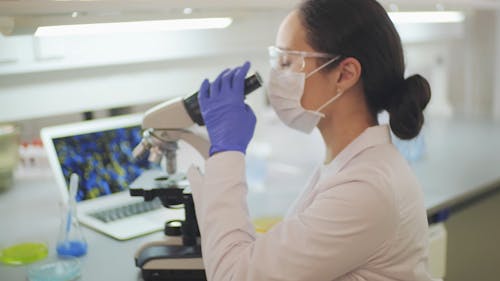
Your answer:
[334,57,362,92]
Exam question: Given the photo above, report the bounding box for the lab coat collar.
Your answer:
[320,125,392,177]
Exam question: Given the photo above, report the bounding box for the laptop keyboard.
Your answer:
[89,199,164,223]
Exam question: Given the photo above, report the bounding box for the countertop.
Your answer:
[1,116,500,281]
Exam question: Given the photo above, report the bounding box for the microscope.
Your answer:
[130,73,262,281]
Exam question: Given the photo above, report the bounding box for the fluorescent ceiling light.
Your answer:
[388,11,465,24]
[35,17,233,37]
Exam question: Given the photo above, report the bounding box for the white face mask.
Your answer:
[267,57,344,134]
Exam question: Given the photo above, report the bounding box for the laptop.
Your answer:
[41,113,185,240]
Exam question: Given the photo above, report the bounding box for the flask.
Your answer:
[56,174,87,257]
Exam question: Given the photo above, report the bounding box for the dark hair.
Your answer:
[299,0,431,140]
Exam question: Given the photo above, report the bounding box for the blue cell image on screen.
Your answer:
[53,126,156,202]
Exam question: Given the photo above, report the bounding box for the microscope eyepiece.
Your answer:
[183,72,263,126]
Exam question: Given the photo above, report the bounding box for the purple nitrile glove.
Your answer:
[198,62,256,156]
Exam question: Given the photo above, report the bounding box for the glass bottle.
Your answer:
[56,174,87,257]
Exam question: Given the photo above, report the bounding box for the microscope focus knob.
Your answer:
[132,140,151,159]
[148,146,163,164]
[164,220,183,236]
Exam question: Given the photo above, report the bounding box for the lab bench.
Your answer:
[413,117,500,217]
[1,116,500,281]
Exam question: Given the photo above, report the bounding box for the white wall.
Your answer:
[0,11,283,122]
[494,11,500,121]
[1,10,498,130]
[400,11,498,120]
[464,10,496,118]
[404,42,457,117]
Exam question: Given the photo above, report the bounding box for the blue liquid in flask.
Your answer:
[56,241,87,257]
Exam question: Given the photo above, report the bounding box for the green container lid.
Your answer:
[0,242,48,265]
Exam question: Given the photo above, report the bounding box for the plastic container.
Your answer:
[27,256,81,281]
[0,123,20,191]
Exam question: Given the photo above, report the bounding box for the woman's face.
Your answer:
[275,10,339,112]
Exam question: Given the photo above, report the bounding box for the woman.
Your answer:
[187,0,435,280]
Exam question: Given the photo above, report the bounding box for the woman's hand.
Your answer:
[198,62,256,156]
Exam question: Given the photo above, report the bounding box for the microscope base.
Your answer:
[141,268,205,281]
[135,240,206,281]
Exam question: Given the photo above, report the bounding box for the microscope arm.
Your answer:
[136,95,210,161]
[142,73,262,130]
[140,129,209,160]
[142,97,194,130]
[178,130,209,160]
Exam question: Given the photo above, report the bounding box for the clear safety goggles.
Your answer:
[268,46,340,72]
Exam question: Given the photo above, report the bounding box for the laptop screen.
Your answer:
[51,125,156,202]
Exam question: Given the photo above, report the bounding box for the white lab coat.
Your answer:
[187,125,437,281]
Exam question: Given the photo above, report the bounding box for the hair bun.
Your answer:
[388,74,431,140]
